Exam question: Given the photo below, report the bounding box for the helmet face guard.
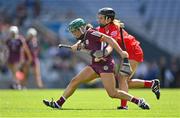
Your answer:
[68,18,87,40]
[98,7,116,27]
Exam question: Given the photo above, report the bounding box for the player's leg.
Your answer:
[8,63,21,89]
[118,60,160,109]
[33,59,43,88]
[117,59,139,109]
[128,60,160,88]
[43,66,98,109]
[128,60,160,99]
[127,60,146,87]
[62,66,98,99]
[21,63,29,88]
[100,73,150,109]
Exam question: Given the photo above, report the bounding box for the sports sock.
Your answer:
[144,81,153,88]
[56,96,66,106]
[121,99,127,107]
[130,97,139,105]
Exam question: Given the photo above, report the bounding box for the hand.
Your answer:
[71,44,78,52]
[94,57,107,62]
[121,51,129,59]
[119,62,132,76]
[93,50,104,58]
[93,49,109,58]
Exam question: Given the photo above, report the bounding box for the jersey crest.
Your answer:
[110,31,118,37]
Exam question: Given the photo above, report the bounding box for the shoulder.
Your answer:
[18,35,26,43]
[109,23,119,30]
[87,29,102,38]
[108,23,120,37]
[96,26,100,30]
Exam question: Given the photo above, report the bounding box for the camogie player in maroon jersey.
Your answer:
[6,26,32,89]
[43,18,150,110]
[22,28,43,88]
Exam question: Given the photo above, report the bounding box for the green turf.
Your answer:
[0,89,180,118]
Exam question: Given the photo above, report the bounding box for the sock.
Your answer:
[144,81,153,88]
[130,97,139,105]
[56,96,66,107]
[121,99,127,107]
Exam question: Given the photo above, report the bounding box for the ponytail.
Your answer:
[113,19,124,28]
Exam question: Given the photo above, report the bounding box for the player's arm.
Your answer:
[102,26,119,56]
[100,33,128,59]
[92,44,113,58]
[70,40,82,52]
[100,32,132,76]
[59,40,91,54]
[105,45,113,56]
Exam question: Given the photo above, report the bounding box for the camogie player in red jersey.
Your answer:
[43,18,150,110]
[97,8,160,109]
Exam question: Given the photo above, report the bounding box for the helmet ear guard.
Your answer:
[98,7,116,27]
[68,18,88,41]
[79,26,86,34]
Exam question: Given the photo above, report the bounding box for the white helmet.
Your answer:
[27,28,37,37]
[9,26,19,34]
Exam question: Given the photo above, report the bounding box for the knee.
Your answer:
[108,90,118,99]
[127,80,132,85]
[119,78,126,83]
[119,77,128,86]
[70,77,80,87]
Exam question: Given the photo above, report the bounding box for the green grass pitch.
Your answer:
[0,89,180,118]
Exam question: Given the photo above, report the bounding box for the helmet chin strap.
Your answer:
[100,16,110,27]
[79,27,85,34]
[105,16,109,24]
[76,27,86,41]
[76,33,85,41]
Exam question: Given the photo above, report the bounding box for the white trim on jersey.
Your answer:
[101,41,104,50]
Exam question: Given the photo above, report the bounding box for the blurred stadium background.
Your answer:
[0,0,180,89]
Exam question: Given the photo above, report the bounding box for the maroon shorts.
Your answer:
[8,54,20,64]
[89,59,115,75]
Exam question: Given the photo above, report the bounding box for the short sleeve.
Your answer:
[90,30,103,39]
